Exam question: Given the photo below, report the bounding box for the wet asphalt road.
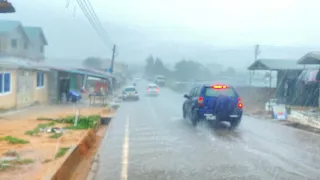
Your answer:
[94,81,320,180]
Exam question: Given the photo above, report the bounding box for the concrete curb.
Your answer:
[42,145,77,180]
[43,128,98,180]
[86,113,114,180]
[86,153,100,180]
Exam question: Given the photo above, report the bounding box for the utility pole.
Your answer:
[250,44,261,86]
[254,44,260,62]
[110,44,116,74]
[109,44,117,92]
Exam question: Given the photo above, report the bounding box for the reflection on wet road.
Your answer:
[94,81,320,180]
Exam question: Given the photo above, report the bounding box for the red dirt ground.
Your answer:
[0,105,113,180]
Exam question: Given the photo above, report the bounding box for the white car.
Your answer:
[147,84,159,96]
[123,86,139,101]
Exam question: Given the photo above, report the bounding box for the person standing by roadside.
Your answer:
[59,77,70,103]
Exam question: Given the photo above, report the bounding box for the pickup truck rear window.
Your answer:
[204,87,236,97]
[125,88,136,92]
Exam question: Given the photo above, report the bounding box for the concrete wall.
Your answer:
[16,70,34,108]
[47,71,59,103]
[0,70,17,110]
[0,69,49,111]
[33,71,48,103]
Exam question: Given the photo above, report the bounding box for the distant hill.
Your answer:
[5,8,315,70]
[1,1,320,71]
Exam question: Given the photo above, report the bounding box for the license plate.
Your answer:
[204,114,216,120]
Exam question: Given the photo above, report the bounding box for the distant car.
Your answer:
[122,86,139,101]
[182,84,243,129]
[147,84,159,96]
[155,75,166,87]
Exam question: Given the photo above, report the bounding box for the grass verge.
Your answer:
[55,147,70,159]
[37,115,100,130]
[49,133,63,139]
[0,158,34,171]
[25,121,56,136]
[0,136,29,144]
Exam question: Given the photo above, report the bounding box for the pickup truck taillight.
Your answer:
[198,97,204,106]
[237,97,243,109]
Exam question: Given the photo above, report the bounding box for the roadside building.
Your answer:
[247,59,304,105]
[0,20,49,110]
[297,52,320,107]
[100,58,128,74]
[45,66,113,103]
[23,26,48,62]
[0,59,49,110]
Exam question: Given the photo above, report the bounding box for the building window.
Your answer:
[40,46,44,53]
[11,39,17,48]
[36,72,44,88]
[24,42,28,49]
[0,72,11,94]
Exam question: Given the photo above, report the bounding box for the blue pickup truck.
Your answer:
[182,84,243,129]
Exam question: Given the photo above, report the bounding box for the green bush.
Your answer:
[57,115,100,130]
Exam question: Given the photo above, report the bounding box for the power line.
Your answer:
[82,0,112,47]
[82,0,105,33]
[77,0,109,45]
[75,0,113,49]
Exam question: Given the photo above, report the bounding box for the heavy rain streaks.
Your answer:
[94,80,320,180]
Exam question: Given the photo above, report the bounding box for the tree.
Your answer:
[144,55,171,77]
[173,60,201,81]
[218,66,236,77]
[144,55,155,76]
[154,58,167,75]
[226,67,236,75]
[82,57,103,70]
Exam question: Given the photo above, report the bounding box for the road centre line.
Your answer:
[120,116,129,180]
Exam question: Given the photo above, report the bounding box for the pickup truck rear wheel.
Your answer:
[230,118,241,129]
[182,105,186,119]
[191,108,199,126]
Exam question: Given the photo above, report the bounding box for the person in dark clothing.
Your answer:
[59,78,70,103]
[65,78,70,102]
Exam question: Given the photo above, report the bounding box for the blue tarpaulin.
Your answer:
[69,90,81,102]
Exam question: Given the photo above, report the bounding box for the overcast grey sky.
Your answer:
[4,0,320,67]
[67,0,320,45]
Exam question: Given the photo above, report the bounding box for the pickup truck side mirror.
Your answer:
[184,94,190,99]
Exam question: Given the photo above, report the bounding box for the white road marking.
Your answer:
[120,117,130,180]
